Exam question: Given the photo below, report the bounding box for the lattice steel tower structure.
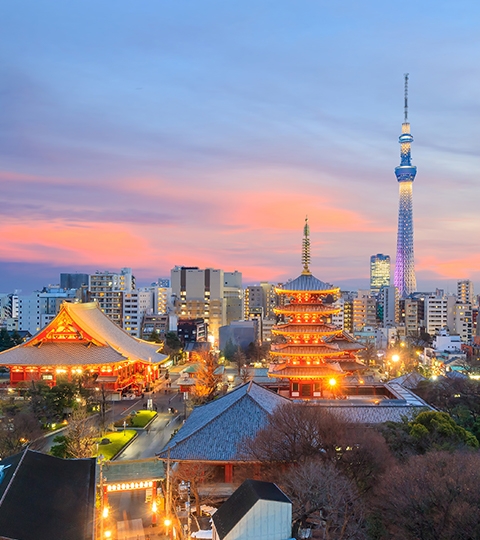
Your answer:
[394,74,417,298]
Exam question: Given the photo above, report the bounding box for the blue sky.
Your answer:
[1,0,480,293]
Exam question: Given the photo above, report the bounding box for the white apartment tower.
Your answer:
[425,295,456,336]
[88,267,135,327]
[457,280,474,305]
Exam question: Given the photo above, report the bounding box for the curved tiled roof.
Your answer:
[274,303,339,314]
[0,302,168,367]
[271,343,340,356]
[272,323,342,335]
[268,362,344,377]
[157,382,290,462]
[277,273,338,293]
[0,342,127,367]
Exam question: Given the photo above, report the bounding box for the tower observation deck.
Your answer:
[394,74,417,298]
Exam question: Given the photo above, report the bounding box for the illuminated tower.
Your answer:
[394,74,417,298]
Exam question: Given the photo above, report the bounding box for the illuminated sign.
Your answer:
[106,480,155,492]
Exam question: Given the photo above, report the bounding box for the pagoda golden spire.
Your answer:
[301,216,311,275]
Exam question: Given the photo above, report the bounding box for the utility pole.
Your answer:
[187,481,191,540]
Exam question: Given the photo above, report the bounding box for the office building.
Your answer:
[457,280,474,305]
[370,254,390,296]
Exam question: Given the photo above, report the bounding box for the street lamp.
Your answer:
[392,354,400,363]
[328,378,336,386]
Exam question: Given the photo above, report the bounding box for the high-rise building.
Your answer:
[123,288,154,338]
[425,294,456,336]
[353,290,377,331]
[453,302,473,343]
[224,271,243,325]
[171,267,241,340]
[243,282,277,322]
[457,280,474,305]
[370,254,390,296]
[394,75,417,298]
[60,273,89,290]
[381,286,399,327]
[88,268,135,327]
[18,287,78,334]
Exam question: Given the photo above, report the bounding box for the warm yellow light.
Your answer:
[400,343,405,347]
[328,378,336,386]
[359,380,364,384]
[103,507,109,518]
[105,531,111,539]
[164,519,171,527]
[392,354,400,362]
[152,502,157,513]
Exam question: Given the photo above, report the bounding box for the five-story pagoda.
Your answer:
[268,219,365,399]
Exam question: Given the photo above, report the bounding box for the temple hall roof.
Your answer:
[157,382,289,462]
[0,302,168,367]
[271,344,342,356]
[274,303,339,314]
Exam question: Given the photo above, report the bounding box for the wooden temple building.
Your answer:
[0,302,168,394]
[268,219,365,399]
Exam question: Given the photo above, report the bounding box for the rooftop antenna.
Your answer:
[404,73,409,123]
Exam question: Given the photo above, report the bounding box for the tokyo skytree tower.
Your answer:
[394,74,417,298]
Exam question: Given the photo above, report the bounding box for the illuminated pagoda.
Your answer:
[268,219,365,399]
[0,302,168,394]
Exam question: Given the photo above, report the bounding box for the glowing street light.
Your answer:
[103,507,109,519]
[328,379,336,386]
[392,354,400,363]
[164,519,171,527]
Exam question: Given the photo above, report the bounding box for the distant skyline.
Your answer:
[1,1,480,294]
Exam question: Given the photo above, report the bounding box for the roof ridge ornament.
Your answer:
[301,216,311,275]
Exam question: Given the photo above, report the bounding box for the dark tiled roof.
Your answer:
[278,274,337,292]
[157,382,289,462]
[212,479,291,540]
[0,449,96,540]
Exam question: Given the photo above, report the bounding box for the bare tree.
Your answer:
[0,410,43,459]
[63,408,97,458]
[280,459,366,540]
[373,451,480,540]
[172,462,216,516]
[191,352,223,405]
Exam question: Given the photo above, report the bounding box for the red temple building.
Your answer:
[268,219,365,399]
[0,302,168,394]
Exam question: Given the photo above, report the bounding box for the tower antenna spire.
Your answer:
[404,73,409,123]
[301,216,311,275]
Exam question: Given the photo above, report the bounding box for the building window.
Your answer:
[292,382,299,392]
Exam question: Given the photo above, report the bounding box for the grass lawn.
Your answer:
[114,410,157,428]
[94,430,136,460]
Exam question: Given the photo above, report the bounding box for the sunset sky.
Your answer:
[1,1,480,294]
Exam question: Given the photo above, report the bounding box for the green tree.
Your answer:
[0,328,14,352]
[380,410,478,459]
[222,338,236,362]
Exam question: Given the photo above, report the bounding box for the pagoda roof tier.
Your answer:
[324,331,367,351]
[271,344,341,356]
[276,273,339,294]
[0,302,168,367]
[272,323,342,336]
[274,304,340,315]
[268,362,345,379]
